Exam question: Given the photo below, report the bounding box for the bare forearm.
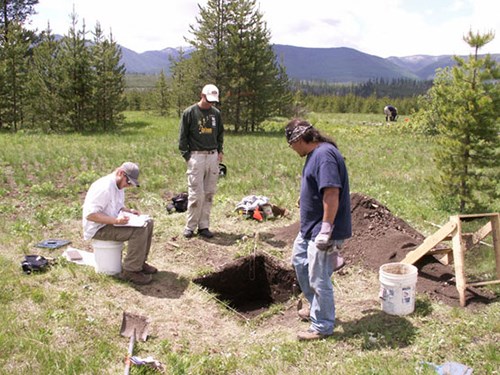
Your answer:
[86,212,118,225]
[86,210,133,225]
[322,187,339,224]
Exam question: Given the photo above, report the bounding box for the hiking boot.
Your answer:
[121,270,153,285]
[198,228,214,238]
[183,229,194,238]
[142,263,158,274]
[297,299,310,321]
[298,306,311,321]
[297,329,332,341]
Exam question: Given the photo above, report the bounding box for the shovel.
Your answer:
[120,312,150,375]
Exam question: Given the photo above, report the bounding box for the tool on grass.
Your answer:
[120,312,150,375]
[124,328,135,375]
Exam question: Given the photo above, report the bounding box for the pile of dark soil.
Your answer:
[270,192,497,308]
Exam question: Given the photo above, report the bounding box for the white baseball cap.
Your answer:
[202,84,219,103]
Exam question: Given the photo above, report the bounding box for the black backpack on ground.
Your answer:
[166,192,189,213]
[21,255,49,274]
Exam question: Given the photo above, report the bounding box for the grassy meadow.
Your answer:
[0,111,498,374]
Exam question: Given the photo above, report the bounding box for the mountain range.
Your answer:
[120,44,500,83]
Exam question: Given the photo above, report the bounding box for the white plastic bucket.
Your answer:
[92,240,123,275]
[379,262,418,315]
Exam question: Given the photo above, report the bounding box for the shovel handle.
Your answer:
[124,329,136,375]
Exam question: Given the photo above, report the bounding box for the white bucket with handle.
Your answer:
[92,240,123,275]
[379,262,418,315]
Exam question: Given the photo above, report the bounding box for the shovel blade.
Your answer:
[120,312,150,342]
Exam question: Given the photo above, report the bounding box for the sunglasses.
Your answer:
[124,172,132,185]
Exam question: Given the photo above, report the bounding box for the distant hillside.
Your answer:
[119,43,500,83]
[120,46,184,75]
[388,54,500,80]
[272,45,419,83]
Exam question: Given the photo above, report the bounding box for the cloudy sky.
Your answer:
[29,0,499,57]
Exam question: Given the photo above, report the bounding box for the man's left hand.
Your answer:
[315,222,334,250]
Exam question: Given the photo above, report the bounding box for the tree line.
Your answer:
[124,72,431,120]
[0,1,126,132]
[125,76,426,119]
[0,0,433,134]
[0,0,294,133]
[293,78,433,98]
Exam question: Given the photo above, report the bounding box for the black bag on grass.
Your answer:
[21,255,49,274]
[166,192,189,213]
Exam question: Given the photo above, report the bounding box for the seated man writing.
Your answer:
[82,162,157,285]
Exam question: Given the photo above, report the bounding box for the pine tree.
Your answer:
[169,48,202,116]
[0,0,38,28]
[188,0,228,85]
[422,30,500,212]
[154,70,170,116]
[273,57,293,117]
[0,49,5,129]
[222,0,286,131]
[185,0,290,132]
[0,0,38,131]
[57,10,94,132]
[91,22,126,131]
[25,24,63,132]
[0,21,31,131]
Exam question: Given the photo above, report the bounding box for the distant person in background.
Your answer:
[82,162,157,285]
[178,84,224,239]
[384,105,398,121]
[285,119,352,341]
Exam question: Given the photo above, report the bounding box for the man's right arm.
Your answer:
[84,184,128,225]
[86,212,129,225]
[178,110,191,161]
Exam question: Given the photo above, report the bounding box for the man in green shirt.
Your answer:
[178,84,224,239]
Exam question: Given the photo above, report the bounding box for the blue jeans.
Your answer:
[292,232,343,335]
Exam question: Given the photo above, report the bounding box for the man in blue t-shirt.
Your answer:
[285,119,352,341]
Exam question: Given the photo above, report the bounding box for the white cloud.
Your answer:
[29,0,500,57]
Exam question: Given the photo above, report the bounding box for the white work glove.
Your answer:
[315,222,334,250]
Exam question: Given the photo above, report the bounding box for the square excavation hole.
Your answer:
[193,253,297,318]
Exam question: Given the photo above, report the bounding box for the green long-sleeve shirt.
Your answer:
[178,104,224,161]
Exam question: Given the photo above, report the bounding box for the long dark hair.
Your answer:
[285,119,338,148]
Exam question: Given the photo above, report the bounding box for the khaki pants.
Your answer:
[185,152,219,231]
[92,219,154,272]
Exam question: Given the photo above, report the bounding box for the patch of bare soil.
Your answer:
[269,193,497,308]
[78,192,496,354]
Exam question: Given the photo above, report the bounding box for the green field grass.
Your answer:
[125,74,161,90]
[0,112,498,374]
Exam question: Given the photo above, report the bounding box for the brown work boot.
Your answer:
[142,263,158,274]
[121,270,153,285]
[297,329,332,341]
[297,299,310,321]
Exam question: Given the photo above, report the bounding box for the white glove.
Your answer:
[315,222,334,250]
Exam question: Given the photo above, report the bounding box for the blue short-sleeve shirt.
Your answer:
[300,142,352,241]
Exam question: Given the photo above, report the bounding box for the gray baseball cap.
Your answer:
[121,162,140,187]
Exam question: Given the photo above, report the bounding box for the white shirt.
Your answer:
[82,173,124,240]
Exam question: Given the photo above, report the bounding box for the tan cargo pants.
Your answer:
[185,151,219,231]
